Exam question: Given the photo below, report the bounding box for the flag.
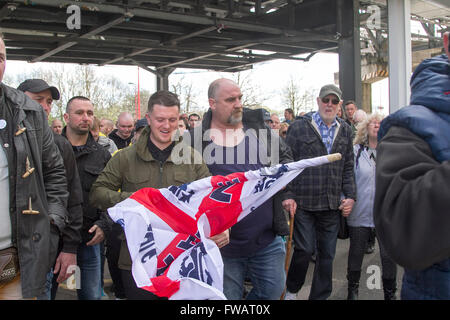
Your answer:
[107,153,341,300]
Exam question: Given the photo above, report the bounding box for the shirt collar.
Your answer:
[313,111,337,129]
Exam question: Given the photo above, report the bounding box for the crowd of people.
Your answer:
[0,31,449,301]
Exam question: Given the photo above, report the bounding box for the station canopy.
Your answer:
[1,0,449,74]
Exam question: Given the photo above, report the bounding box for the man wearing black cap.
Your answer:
[17,78,83,300]
[17,79,60,116]
[283,84,356,300]
[131,118,148,144]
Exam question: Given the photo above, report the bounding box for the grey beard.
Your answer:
[227,113,242,125]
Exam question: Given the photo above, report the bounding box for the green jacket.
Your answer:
[89,126,210,269]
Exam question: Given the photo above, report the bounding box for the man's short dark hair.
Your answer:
[344,100,357,108]
[188,113,200,120]
[285,108,294,115]
[66,96,91,113]
[147,90,180,113]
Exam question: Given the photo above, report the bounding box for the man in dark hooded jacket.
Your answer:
[374,32,450,300]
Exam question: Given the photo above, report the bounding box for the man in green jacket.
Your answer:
[90,90,228,299]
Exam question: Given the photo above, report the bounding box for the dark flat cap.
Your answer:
[17,79,60,100]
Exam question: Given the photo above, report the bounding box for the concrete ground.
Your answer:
[55,238,404,300]
[294,237,404,300]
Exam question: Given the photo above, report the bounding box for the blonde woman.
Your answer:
[346,113,397,300]
[279,122,289,139]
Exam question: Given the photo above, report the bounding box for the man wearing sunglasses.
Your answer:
[283,84,356,300]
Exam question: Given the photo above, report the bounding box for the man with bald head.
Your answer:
[108,112,134,149]
[51,119,64,135]
[189,78,295,300]
[270,114,281,130]
[100,118,114,136]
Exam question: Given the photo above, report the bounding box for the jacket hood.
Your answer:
[410,54,450,114]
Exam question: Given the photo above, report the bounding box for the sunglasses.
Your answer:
[321,97,340,105]
[281,131,287,135]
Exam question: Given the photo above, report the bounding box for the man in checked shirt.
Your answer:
[282,84,356,300]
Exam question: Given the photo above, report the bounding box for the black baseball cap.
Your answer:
[17,79,60,100]
[262,109,272,122]
[135,118,148,131]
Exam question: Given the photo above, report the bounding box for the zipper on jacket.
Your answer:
[158,161,163,187]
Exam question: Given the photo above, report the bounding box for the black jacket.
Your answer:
[190,108,293,167]
[53,133,83,253]
[62,129,112,242]
[284,116,356,211]
[108,129,133,150]
[0,84,68,298]
[375,127,450,270]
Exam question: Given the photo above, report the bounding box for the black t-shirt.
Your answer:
[147,138,175,163]
[206,133,275,258]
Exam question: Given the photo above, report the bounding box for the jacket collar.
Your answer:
[136,126,184,163]
[1,83,42,112]
[62,126,98,151]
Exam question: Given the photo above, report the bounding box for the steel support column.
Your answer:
[387,0,411,113]
[156,68,175,91]
[337,0,362,107]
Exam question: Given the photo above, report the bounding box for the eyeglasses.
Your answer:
[321,97,340,105]
[281,131,287,136]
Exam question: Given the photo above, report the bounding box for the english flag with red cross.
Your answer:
[107,153,341,300]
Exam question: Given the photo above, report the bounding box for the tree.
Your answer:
[170,75,200,114]
[281,75,315,116]
[230,71,269,109]
[4,63,138,124]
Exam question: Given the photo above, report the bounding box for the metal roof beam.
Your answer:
[7,0,334,38]
[156,43,259,70]
[0,2,18,20]
[31,13,134,62]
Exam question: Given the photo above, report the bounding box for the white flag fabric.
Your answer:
[107,153,341,300]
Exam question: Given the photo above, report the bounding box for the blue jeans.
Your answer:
[286,209,340,300]
[77,243,102,300]
[36,269,53,300]
[222,236,286,300]
[401,258,450,300]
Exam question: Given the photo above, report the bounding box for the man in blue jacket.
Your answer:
[374,32,450,299]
